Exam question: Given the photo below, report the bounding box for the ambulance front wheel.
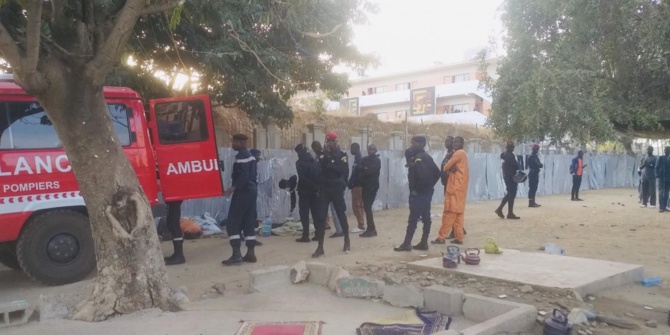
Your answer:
[16,210,96,286]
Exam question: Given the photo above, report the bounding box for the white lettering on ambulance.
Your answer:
[35,156,53,174]
[2,181,60,193]
[166,159,219,175]
[55,155,71,172]
[15,157,34,174]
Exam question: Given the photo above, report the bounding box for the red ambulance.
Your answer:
[0,74,225,285]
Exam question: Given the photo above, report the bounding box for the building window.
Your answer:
[373,86,385,94]
[395,82,411,91]
[451,103,469,113]
[376,112,388,121]
[395,110,408,119]
[452,74,470,83]
[154,100,209,144]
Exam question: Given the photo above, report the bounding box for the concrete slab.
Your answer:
[408,249,644,295]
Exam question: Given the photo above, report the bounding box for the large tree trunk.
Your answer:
[32,67,176,321]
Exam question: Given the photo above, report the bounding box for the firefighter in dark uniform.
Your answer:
[394,136,440,252]
[495,141,521,219]
[163,200,185,265]
[312,133,350,258]
[295,143,321,242]
[527,144,543,207]
[222,134,258,265]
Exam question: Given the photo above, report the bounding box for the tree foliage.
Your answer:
[483,0,670,145]
[109,0,376,126]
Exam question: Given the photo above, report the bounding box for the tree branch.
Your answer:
[0,22,22,68]
[142,0,185,15]
[298,23,344,39]
[25,0,44,73]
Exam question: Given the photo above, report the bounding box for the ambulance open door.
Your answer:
[148,95,224,201]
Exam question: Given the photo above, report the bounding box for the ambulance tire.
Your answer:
[16,210,96,286]
[0,244,20,270]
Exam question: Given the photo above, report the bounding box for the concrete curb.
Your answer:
[0,300,32,329]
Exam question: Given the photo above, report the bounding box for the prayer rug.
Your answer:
[235,321,323,335]
[357,309,452,335]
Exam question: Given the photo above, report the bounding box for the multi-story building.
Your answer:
[334,58,498,122]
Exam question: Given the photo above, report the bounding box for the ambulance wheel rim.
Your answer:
[46,233,80,264]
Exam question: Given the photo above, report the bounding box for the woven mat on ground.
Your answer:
[356,309,452,335]
[235,321,323,335]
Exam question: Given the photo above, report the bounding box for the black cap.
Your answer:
[295,143,307,153]
[232,134,248,141]
[413,136,427,144]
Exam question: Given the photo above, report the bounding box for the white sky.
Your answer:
[350,0,505,77]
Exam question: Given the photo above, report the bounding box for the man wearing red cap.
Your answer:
[312,132,351,258]
[527,144,544,207]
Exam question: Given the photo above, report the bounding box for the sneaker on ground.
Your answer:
[350,227,364,233]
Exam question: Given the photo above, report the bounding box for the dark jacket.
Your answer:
[296,151,321,195]
[501,151,519,178]
[359,154,381,190]
[348,152,363,189]
[440,150,454,186]
[656,155,670,181]
[320,147,349,185]
[527,153,543,175]
[641,155,657,180]
[232,149,257,191]
[408,149,441,194]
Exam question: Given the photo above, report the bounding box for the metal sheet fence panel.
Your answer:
[180,149,638,223]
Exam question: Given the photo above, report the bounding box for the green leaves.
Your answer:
[486,0,670,144]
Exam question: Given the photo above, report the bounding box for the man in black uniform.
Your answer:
[640,146,657,208]
[527,144,544,208]
[312,133,350,258]
[222,134,258,265]
[359,144,382,238]
[656,147,670,212]
[163,200,185,265]
[495,141,521,219]
[295,144,321,242]
[394,136,440,252]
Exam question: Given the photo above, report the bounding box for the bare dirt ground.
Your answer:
[1,188,669,334]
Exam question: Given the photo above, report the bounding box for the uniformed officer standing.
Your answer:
[222,134,258,266]
[312,133,350,258]
[527,144,543,207]
[394,136,440,252]
[163,200,185,265]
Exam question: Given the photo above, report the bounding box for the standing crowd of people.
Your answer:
[163,134,597,265]
[638,145,670,212]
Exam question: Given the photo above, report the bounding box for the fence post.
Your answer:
[254,127,268,149]
[389,131,404,151]
[307,123,326,145]
[468,138,481,154]
[491,140,503,153]
[359,128,370,151]
[266,123,281,149]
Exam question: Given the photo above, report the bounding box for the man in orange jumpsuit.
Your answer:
[436,136,469,244]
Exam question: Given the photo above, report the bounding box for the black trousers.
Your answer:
[571,175,582,199]
[226,189,258,241]
[498,176,518,214]
[642,178,656,206]
[298,192,319,237]
[362,187,379,232]
[528,172,539,201]
[659,180,670,210]
[166,200,183,241]
[404,190,434,243]
[315,181,349,247]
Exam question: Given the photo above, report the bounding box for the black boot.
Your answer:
[222,239,243,266]
[312,230,325,258]
[296,234,311,243]
[164,240,185,266]
[343,235,351,252]
[394,229,414,252]
[507,197,520,219]
[529,199,541,208]
[413,229,429,251]
[243,240,257,263]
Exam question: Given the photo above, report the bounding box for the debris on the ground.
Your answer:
[568,308,589,325]
[646,319,658,328]
[290,261,309,284]
[39,295,70,321]
[519,285,534,293]
[643,306,653,310]
[498,294,507,299]
[211,283,226,295]
[596,315,640,330]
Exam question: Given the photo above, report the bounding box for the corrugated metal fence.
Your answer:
[180,148,639,223]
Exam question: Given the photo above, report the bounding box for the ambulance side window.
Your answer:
[154,100,208,144]
[0,102,131,149]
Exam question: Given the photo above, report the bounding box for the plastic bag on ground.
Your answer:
[191,212,224,236]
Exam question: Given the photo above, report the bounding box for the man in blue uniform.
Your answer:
[527,144,544,207]
[222,134,258,266]
[312,133,350,258]
[295,144,321,242]
[394,136,440,252]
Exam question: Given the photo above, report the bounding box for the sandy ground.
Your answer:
[1,188,669,334]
